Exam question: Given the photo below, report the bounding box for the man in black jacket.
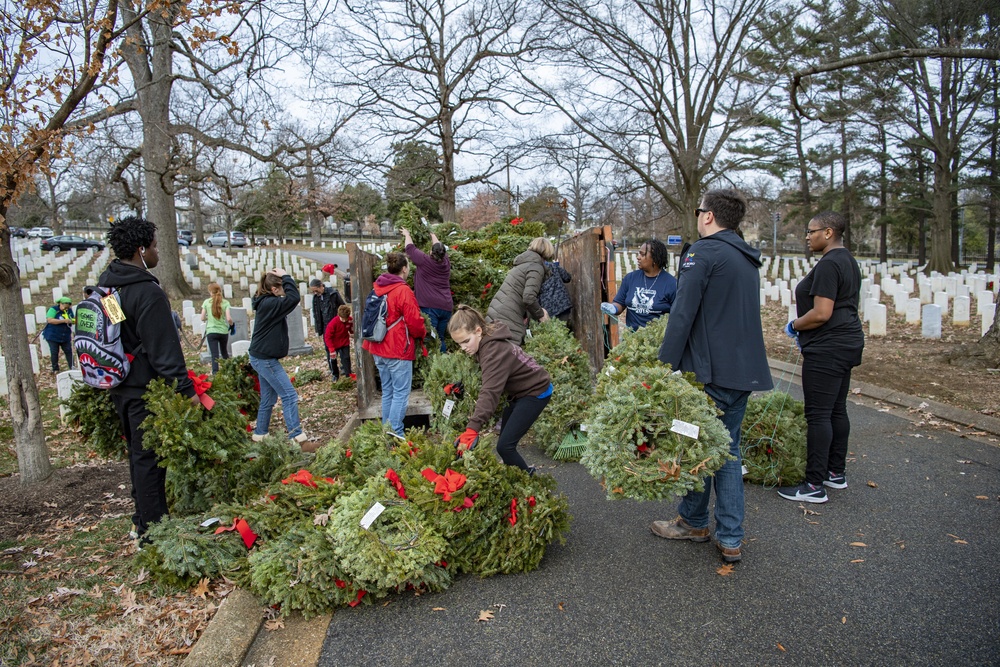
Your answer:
[100,216,199,542]
[309,279,345,378]
[652,189,773,565]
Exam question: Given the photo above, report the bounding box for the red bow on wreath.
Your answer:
[385,469,407,499]
[214,517,258,549]
[480,282,493,298]
[188,370,215,410]
[508,498,518,526]
[282,469,334,488]
[421,467,467,501]
[510,217,524,226]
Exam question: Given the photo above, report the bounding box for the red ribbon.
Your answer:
[281,469,334,488]
[421,468,467,501]
[508,498,518,526]
[452,493,478,512]
[345,448,352,458]
[528,496,536,507]
[348,590,367,607]
[480,282,493,297]
[510,217,523,226]
[214,518,258,549]
[641,382,651,390]
[405,441,419,457]
[385,469,407,499]
[335,579,346,589]
[188,370,215,410]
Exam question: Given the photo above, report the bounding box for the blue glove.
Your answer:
[601,302,617,316]
[784,321,797,338]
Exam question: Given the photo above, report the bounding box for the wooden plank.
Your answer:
[558,225,617,372]
[348,243,378,412]
[357,391,433,421]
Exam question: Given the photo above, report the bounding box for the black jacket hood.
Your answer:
[701,229,763,268]
[100,259,161,288]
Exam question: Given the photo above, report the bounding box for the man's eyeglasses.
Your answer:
[805,227,829,237]
[694,208,710,217]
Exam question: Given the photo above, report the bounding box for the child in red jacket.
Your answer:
[323,304,354,381]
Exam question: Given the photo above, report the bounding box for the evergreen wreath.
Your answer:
[740,391,807,487]
[62,383,125,460]
[582,364,733,501]
[421,352,483,434]
[522,319,593,459]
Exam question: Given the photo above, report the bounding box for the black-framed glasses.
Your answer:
[695,208,710,217]
[805,227,829,237]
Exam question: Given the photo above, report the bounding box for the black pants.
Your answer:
[331,346,352,379]
[47,339,74,372]
[496,394,550,471]
[801,357,854,486]
[206,333,230,374]
[111,394,168,536]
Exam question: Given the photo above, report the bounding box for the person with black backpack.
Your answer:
[99,216,199,544]
[361,252,426,437]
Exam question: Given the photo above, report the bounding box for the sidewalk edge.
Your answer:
[184,588,263,666]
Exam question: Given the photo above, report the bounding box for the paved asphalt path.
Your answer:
[285,250,350,273]
[316,389,1000,666]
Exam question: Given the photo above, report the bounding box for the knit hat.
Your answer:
[57,296,73,304]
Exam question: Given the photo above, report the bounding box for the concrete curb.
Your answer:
[184,588,263,666]
[768,357,1000,438]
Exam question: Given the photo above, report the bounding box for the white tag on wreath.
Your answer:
[200,517,221,527]
[741,465,749,476]
[670,419,700,440]
[443,399,455,418]
[360,502,386,530]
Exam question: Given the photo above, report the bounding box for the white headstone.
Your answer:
[953,296,970,327]
[933,291,949,313]
[56,370,83,421]
[0,357,6,397]
[21,287,31,304]
[983,304,996,337]
[919,282,932,304]
[28,344,40,374]
[51,286,62,302]
[922,304,942,339]
[978,291,994,315]
[905,298,922,324]
[869,304,887,337]
[25,314,37,336]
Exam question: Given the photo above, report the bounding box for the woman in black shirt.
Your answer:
[778,211,864,504]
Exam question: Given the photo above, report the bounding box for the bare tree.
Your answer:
[0,0,135,484]
[524,0,785,242]
[329,0,545,222]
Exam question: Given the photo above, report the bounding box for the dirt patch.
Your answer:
[0,462,131,543]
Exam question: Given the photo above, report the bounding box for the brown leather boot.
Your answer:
[650,516,710,542]
[717,542,742,563]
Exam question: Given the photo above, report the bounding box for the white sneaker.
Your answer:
[293,432,309,443]
[251,432,266,442]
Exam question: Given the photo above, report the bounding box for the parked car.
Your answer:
[206,231,247,248]
[28,227,54,238]
[10,227,28,238]
[40,235,105,252]
[178,229,194,244]
[177,236,190,247]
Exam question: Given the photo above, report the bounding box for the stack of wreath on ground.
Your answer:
[63,358,571,617]
[580,318,808,500]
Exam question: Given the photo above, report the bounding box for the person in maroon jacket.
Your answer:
[323,304,354,382]
[362,252,427,436]
[448,305,552,474]
[402,227,453,352]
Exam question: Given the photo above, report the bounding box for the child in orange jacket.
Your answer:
[323,304,354,381]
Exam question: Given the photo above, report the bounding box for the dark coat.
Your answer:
[312,286,346,337]
[98,260,194,399]
[486,249,546,344]
[249,276,301,359]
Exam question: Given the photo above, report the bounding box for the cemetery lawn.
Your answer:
[0,334,356,665]
[761,301,1000,418]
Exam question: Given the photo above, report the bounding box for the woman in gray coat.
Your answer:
[487,237,552,344]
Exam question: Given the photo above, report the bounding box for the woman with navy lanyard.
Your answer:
[601,239,676,330]
[448,305,552,475]
[778,211,865,504]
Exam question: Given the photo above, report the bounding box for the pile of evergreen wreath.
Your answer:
[740,391,807,487]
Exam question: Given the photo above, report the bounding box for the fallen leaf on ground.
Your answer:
[975,495,989,500]
[842,616,847,624]
[850,559,864,563]
[558,602,565,611]
[477,610,494,622]
[716,564,735,576]
[867,481,878,488]
[432,607,446,612]
[849,542,867,547]
[777,643,787,652]
[953,539,968,545]
[193,578,210,599]
[264,618,285,631]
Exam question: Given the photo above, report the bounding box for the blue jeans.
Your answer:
[249,355,302,438]
[47,339,74,372]
[373,356,413,436]
[421,307,451,353]
[677,384,750,549]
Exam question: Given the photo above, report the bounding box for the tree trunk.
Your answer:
[927,152,954,274]
[46,173,61,234]
[840,121,851,251]
[306,153,323,243]
[917,155,927,265]
[439,106,457,224]
[0,220,52,484]
[796,116,813,259]
[879,125,888,264]
[191,184,205,244]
